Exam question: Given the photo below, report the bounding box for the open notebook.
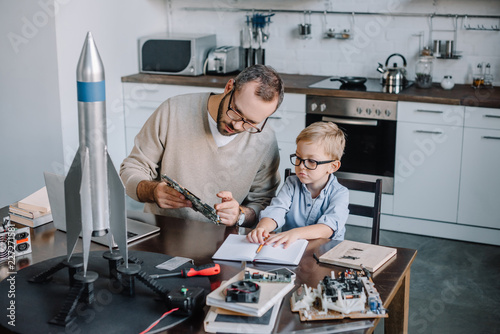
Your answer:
[212,234,308,266]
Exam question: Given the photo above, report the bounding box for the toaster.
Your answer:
[206,46,243,74]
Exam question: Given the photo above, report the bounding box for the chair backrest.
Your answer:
[284,168,382,245]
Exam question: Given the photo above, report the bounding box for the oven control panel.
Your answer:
[306,96,397,121]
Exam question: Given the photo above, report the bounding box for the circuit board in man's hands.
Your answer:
[161,174,221,225]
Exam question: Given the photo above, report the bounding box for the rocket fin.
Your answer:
[44,171,67,234]
[64,149,84,260]
[80,148,93,275]
[107,152,128,267]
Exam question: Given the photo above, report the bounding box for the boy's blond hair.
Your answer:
[296,122,346,161]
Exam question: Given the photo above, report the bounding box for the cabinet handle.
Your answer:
[416,109,444,114]
[484,114,500,119]
[415,130,443,135]
[322,116,378,126]
[482,136,500,140]
[268,116,282,120]
[135,88,159,93]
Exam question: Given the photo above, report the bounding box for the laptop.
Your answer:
[92,217,159,246]
[44,172,160,247]
[52,215,159,247]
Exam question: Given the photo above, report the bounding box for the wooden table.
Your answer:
[0,209,416,334]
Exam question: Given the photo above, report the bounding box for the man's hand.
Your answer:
[154,182,193,209]
[214,191,240,226]
[137,180,192,209]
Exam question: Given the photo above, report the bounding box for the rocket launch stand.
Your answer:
[1,250,210,332]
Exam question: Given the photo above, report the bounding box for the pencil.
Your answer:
[256,237,269,254]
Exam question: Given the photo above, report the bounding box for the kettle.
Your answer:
[377,53,408,87]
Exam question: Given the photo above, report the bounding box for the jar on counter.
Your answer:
[441,75,455,90]
[415,56,433,88]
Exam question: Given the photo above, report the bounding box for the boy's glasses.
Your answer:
[226,89,268,134]
[290,154,336,170]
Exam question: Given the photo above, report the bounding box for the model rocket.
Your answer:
[46,32,128,277]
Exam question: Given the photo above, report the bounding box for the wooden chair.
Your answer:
[284,168,382,245]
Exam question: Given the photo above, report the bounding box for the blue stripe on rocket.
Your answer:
[77,81,105,102]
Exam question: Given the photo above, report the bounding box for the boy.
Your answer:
[246,121,349,248]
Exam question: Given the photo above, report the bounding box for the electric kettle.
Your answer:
[377,53,408,88]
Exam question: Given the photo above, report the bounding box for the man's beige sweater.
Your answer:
[120,92,280,223]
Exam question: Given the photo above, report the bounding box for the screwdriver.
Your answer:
[150,263,221,279]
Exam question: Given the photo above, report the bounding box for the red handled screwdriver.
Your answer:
[150,263,221,279]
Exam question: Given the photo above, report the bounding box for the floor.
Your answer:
[345,225,500,334]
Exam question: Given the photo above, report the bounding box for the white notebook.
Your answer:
[319,240,397,272]
[212,234,308,266]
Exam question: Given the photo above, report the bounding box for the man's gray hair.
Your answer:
[234,64,284,111]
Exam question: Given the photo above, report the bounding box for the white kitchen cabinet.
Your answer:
[393,102,464,223]
[122,83,224,154]
[267,93,306,188]
[458,107,500,229]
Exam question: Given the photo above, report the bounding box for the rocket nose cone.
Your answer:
[77,31,105,82]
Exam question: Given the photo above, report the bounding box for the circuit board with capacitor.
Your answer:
[290,269,387,321]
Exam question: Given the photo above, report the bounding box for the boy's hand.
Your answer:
[266,230,302,249]
[247,228,270,244]
[247,218,278,244]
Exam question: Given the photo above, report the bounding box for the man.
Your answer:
[120,65,284,227]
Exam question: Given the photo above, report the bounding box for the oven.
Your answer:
[305,95,397,194]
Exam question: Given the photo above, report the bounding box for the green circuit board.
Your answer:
[161,174,221,225]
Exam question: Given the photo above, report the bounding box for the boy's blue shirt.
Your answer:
[259,174,350,240]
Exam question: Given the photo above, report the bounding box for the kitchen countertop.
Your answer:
[122,73,500,108]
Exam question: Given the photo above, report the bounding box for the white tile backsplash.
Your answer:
[170,0,500,85]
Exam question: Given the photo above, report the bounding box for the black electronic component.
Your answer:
[166,286,205,316]
[225,280,260,303]
[0,226,32,263]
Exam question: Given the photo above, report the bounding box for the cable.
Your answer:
[139,308,179,334]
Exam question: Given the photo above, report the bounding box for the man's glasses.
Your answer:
[290,154,336,170]
[226,90,268,134]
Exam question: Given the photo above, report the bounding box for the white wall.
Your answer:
[0,0,167,207]
[1,0,498,208]
[169,0,500,85]
[0,1,63,207]
[55,0,168,172]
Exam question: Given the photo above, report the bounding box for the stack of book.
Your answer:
[204,267,296,334]
[204,235,308,333]
[9,187,53,228]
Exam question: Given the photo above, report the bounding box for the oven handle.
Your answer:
[321,116,378,126]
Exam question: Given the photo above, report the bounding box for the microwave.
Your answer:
[138,33,216,76]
